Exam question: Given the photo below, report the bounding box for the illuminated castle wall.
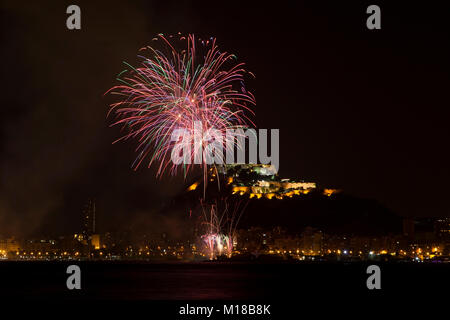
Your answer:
[187,164,339,199]
[224,164,334,199]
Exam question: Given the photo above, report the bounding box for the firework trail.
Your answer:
[200,200,222,260]
[199,197,248,259]
[107,33,256,181]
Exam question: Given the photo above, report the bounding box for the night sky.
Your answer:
[1,1,449,237]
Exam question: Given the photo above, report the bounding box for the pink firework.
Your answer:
[199,197,248,259]
[107,33,256,178]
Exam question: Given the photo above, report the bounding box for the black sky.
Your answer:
[1,1,449,237]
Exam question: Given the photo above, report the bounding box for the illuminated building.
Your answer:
[187,181,200,191]
[222,164,317,199]
[187,164,340,200]
[323,188,340,197]
[91,234,101,250]
[0,238,20,253]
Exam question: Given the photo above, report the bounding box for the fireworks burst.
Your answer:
[199,197,248,259]
[107,33,256,179]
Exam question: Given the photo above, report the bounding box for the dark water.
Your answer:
[1,261,448,301]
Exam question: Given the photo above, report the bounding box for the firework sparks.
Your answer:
[107,34,256,179]
[199,197,248,259]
